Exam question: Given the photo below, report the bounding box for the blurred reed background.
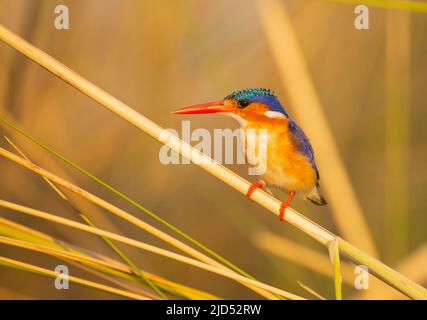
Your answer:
[0,0,426,299]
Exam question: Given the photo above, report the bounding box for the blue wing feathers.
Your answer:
[288,120,319,180]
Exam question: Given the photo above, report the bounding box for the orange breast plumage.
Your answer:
[241,116,318,194]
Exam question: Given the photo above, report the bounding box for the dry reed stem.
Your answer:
[0,217,136,271]
[337,240,426,299]
[0,218,163,299]
[0,24,425,299]
[0,110,127,241]
[255,231,355,285]
[256,231,408,298]
[4,136,166,299]
[328,238,343,300]
[0,199,303,300]
[0,218,217,299]
[64,260,161,300]
[0,235,206,299]
[0,256,151,300]
[297,282,326,300]
[0,146,275,299]
[256,0,377,257]
[356,242,427,299]
[0,216,55,245]
[0,235,133,275]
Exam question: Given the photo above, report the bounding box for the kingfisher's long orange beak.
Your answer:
[171,101,232,115]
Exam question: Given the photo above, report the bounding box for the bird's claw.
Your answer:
[246,182,263,199]
[279,191,295,221]
[279,201,289,221]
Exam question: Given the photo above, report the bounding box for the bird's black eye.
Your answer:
[238,99,251,109]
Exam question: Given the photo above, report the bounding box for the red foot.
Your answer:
[279,191,295,221]
[246,182,263,199]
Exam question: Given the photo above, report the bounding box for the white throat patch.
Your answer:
[264,111,287,119]
[227,113,248,126]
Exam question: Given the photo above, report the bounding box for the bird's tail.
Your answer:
[305,184,327,206]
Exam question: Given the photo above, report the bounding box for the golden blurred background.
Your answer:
[0,0,426,299]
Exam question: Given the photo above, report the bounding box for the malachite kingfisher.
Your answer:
[172,88,327,221]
